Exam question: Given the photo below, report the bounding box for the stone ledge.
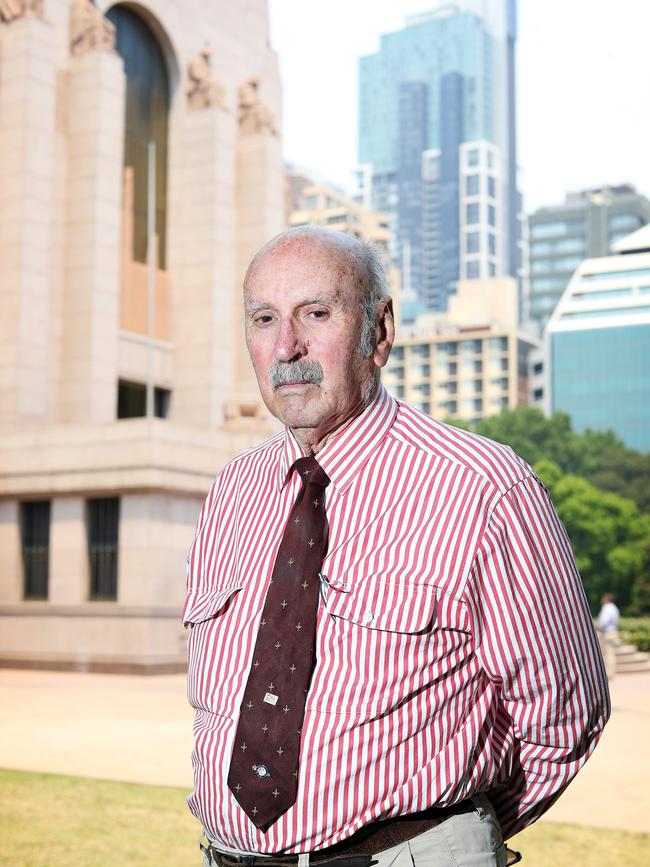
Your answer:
[0,604,181,618]
[0,654,187,676]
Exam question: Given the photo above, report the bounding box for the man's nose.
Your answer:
[274,319,308,362]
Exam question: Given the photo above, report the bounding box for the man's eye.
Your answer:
[309,309,328,319]
[254,314,274,325]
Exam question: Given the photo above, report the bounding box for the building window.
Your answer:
[466,174,480,196]
[466,261,480,279]
[466,203,480,225]
[88,498,120,601]
[117,380,171,418]
[467,148,480,167]
[530,220,585,239]
[487,176,496,198]
[533,361,544,375]
[608,213,641,231]
[533,388,544,400]
[107,6,170,267]
[392,346,404,360]
[488,205,496,227]
[466,232,480,254]
[488,233,496,256]
[21,501,50,600]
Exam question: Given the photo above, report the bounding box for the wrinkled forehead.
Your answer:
[244,233,366,302]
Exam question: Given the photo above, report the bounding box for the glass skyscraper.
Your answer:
[547,225,650,452]
[529,184,650,331]
[358,1,523,314]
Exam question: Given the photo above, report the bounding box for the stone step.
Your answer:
[615,641,650,673]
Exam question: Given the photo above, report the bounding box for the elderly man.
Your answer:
[184,227,609,867]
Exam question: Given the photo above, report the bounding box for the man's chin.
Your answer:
[274,400,320,430]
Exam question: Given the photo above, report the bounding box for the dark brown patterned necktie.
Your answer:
[227,456,330,831]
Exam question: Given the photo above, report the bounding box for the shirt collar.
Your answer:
[276,385,398,495]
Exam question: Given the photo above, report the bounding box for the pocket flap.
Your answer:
[326,580,437,633]
[182,587,241,627]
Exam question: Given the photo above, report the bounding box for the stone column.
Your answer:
[167,103,238,428]
[232,129,285,421]
[0,15,57,425]
[49,497,89,605]
[60,48,125,423]
[0,501,22,603]
[117,493,199,608]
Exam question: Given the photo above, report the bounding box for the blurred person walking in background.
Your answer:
[598,592,620,680]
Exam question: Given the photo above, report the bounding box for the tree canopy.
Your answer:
[445,407,650,613]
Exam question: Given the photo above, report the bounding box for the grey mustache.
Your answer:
[269,359,323,390]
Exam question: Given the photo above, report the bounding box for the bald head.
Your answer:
[244,226,389,357]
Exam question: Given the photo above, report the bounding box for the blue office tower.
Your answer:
[359,1,523,314]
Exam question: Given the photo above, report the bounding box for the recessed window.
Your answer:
[467,232,480,254]
[466,203,480,225]
[21,501,50,600]
[107,6,170,267]
[117,380,171,419]
[88,498,120,601]
[466,174,480,196]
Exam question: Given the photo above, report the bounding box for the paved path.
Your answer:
[0,668,648,833]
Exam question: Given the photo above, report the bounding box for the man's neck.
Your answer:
[291,383,380,457]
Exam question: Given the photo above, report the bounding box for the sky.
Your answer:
[268,0,650,212]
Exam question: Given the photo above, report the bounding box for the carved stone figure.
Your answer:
[70,0,115,56]
[186,46,225,112]
[238,77,277,137]
[0,0,43,22]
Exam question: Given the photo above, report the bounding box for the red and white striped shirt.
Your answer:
[184,386,609,851]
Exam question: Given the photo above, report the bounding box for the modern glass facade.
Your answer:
[529,186,650,331]
[359,14,492,175]
[358,2,522,315]
[547,230,650,452]
[551,325,650,452]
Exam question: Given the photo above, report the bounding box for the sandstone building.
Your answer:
[0,0,284,671]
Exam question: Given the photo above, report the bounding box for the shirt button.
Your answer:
[363,609,373,624]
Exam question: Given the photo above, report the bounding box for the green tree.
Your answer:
[448,407,649,512]
[532,467,649,611]
[586,449,650,513]
[630,540,650,614]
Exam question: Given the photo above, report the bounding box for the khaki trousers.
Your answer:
[202,794,507,867]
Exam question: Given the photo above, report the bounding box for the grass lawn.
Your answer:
[1,768,648,867]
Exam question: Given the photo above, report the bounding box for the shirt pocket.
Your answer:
[183,586,242,628]
[184,581,244,719]
[310,577,468,720]
[324,577,437,633]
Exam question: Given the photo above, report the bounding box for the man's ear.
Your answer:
[373,298,395,368]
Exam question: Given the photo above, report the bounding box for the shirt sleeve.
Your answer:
[466,474,611,838]
[182,469,225,616]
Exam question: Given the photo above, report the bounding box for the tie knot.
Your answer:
[293,457,330,489]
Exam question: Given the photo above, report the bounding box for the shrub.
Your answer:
[619,617,650,653]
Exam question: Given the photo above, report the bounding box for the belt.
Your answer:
[203,799,476,867]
